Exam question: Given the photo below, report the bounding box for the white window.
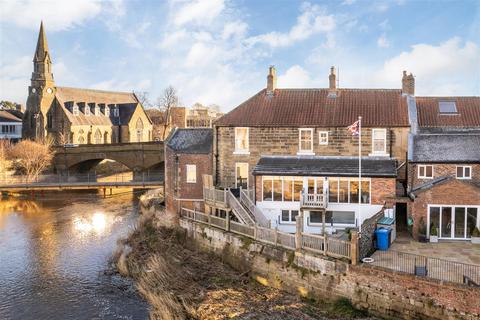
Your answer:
[95,106,100,116]
[234,127,249,154]
[298,128,313,154]
[186,165,196,183]
[371,128,387,155]
[235,162,248,188]
[418,165,434,179]
[319,131,328,145]
[73,105,79,116]
[456,166,472,179]
[85,106,91,116]
[113,107,119,117]
[280,210,299,224]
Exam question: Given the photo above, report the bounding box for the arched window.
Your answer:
[104,131,110,144]
[78,129,85,144]
[94,129,102,144]
[136,118,144,142]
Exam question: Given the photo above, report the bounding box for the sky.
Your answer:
[0,0,479,112]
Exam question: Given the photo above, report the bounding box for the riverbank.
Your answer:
[114,209,376,320]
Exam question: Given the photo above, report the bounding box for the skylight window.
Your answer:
[438,101,457,114]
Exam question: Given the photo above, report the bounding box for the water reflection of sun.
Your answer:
[73,212,110,235]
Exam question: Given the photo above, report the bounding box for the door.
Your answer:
[235,163,248,189]
[454,207,466,238]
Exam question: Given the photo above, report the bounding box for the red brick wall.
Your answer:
[408,163,480,189]
[165,146,212,215]
[410,178,480,238]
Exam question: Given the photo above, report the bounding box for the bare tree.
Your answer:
[158,86,179,140]
[9,139,54,181]
[57,131,69,146]
[134,91,152,108]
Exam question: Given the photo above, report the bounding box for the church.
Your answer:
[23,22,153,145]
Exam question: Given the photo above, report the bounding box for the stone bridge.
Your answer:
[53,142,164,176]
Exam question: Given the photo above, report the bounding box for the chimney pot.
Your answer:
[266,65,277,94]
[329,66,337,90]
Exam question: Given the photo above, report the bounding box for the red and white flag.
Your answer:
[347,120,359,136]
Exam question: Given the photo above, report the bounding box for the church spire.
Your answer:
[34,21,50,62]
[31,21,54,87]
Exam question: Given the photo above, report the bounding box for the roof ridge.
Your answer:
[56,86,135,96]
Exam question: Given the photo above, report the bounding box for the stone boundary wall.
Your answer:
[359,208,385,259]
[180,218,480,320]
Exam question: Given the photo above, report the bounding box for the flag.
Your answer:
[347,120,359,136]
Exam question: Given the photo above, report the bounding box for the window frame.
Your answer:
[279,209,299,224]
[371,128,387,155]
[418,165,434,179]
[298,128,314,154]
[73,105,79,116]
[235,162,249,188]
[186,164,197,183]
[318,131,329,145]
[456,165,472,180]
[234,127,249,154]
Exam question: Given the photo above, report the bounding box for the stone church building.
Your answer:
[23,22,153,144]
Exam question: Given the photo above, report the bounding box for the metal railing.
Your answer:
[370,250,480,286]
[0,172,163,188]
[300,192,327,209]
[227,190,255,226]
[239,189,270,227]
[180,207,352,261]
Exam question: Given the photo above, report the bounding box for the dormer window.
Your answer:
[95,106,100,116]
[113,106,119,117]
[105,106,110,117]
[439,101,457,114]
[72,105,79,116]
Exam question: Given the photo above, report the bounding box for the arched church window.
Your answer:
[136,118,144,142]
[78,129,85,144]
[104,131,110,144]
[94,129,102,144]
[47,112,53,129]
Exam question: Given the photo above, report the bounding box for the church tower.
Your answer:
[24,21,56,140]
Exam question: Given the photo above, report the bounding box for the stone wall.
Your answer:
[359,208,384,259]
[180,218,480,320]
[216,126,409,188]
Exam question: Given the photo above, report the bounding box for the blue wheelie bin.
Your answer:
[375,228,390,251]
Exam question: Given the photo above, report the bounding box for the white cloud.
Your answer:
[277,65,313,88]
[376,37,480,94]
[0,56,31,104]
[222,21,248,40]
[172,0,225,26]
[0,0,103,31]
[247,4,335,48]
[92,78,151,92]
[342,0,356,5]
[377,33,390,48]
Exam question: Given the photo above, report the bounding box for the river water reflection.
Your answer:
[0,191,149,320]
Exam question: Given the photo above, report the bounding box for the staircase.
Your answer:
[227,189,255,226]
[239,189,270,227]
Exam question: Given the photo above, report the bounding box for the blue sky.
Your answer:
[0,0,479,112]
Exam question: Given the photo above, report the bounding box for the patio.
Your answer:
[387,234,480,265]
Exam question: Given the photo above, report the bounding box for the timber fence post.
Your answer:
[351,230,359,265]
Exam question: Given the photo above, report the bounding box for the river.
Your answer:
[0,190,149,320]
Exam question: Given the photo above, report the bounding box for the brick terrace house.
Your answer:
[165,128,213,216]
[211,66,412,234]
[407,97,480,241]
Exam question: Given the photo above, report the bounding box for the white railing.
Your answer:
[203,187,228,206]
[227,190,255,226]
[180,207,353,262]
[239,189,270,227]
[300,192,327,208]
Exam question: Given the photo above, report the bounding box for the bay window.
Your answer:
[234,127,249,153]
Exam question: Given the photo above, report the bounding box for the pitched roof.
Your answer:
[252,156,397,177]
[0,110,22,123]
[409,176,480,197]
[55,87,137,104]
[166,128,213,154]
[416,96,480,128]
[410,133,480,163]
[216,88,409,127]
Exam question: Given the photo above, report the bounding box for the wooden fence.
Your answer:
[180,207,353,262]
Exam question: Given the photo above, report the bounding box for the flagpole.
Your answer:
[358,116,362,231]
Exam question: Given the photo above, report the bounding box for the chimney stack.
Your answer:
[329,66,337,90]
[266,65,277,94]
[402,70,415,96]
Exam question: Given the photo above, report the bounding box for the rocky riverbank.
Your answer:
[113,207,376,320]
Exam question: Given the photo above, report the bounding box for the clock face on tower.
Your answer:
[31,88,36,93]
[46,87,53,94]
